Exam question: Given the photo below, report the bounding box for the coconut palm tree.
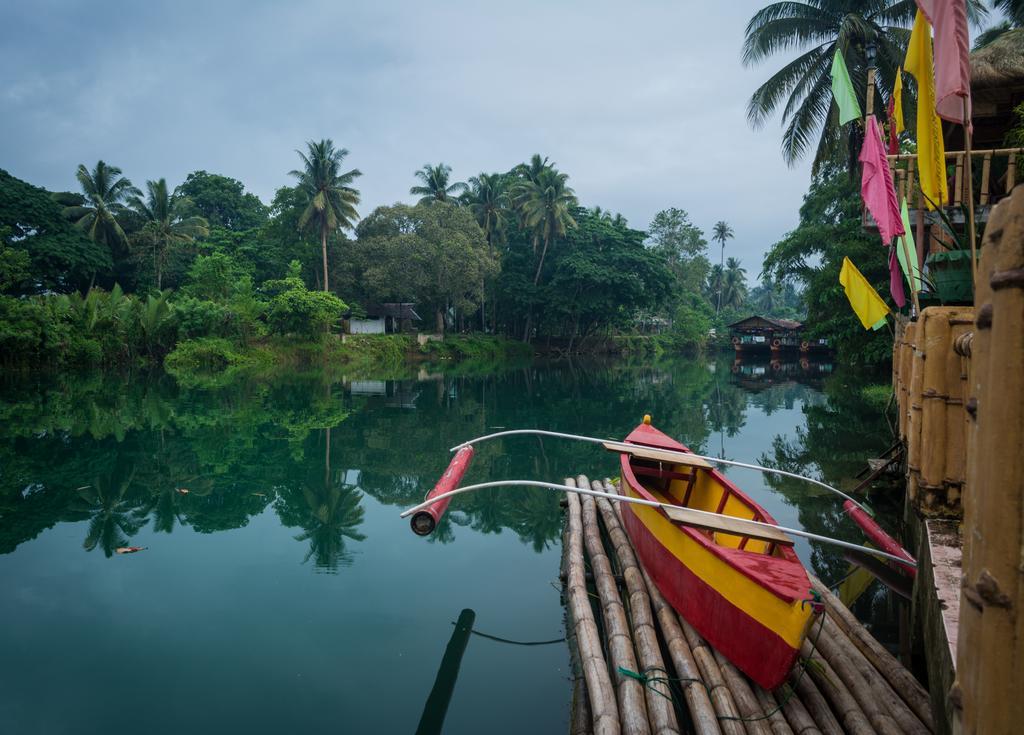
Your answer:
[57,160,139,250]
[514,165,577,285]
[290,139,362,292]
[712,221,734,313]
[722,257,749,310]
[464,173,509,248]
[410,163,467,204]
[128,179,209,289]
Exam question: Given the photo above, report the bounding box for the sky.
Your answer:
[0,0,815,273]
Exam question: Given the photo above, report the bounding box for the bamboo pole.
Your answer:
[579,479,652,735]
[921,310,951,490]
[753,687,795,735]
[790,671,844,735]
[563,500,594,735]
[768,683,823,735]
[635,562,723,735]
[710,652,775,735]
[809,577,933,729]
[963,98,977,287]
[565,479,621,735]
[592,483,680,735]
[810,625,902,735]
[677,615,748,735]
[800,640,875,735]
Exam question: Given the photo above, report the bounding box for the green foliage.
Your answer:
[174,170,268,231]
[410,163,467,204]
[164,337,255,372]
[762,166,892,367]
[0,169,112,294]
[183,252,250,301]
[267,275,347,340]
[0,226,30,292]
[128,178,210,290]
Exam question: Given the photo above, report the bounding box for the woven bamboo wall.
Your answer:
[893,306,973,517]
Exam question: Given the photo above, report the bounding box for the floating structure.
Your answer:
[727,316,824,358]
[561,475,934,735]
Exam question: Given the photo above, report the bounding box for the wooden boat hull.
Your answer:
[618,423,814,690]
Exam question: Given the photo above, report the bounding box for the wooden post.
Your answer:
[1008,151,1017,191]
[564,480,621,735]
[579,481,652,735]
[866,67,876,118]
[980,152,992,206]
[963,98,978,287]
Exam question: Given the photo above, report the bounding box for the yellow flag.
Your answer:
[893,68,904,136]
[840,257,891,329]
[904,10,948,210]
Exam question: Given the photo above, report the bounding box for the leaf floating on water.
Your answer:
[115,546,147,554]
[176,488,190,494]
[252,492,266,497]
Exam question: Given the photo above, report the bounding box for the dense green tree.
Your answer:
[174,170,268,231]
[0,169,112,293]
[762,165,892,367]
[55,161,139,252]
[354,202,498,333]
[290,139,362,292]
[410,163,467,204]
[646,207,711,303]
[128,179,209,289]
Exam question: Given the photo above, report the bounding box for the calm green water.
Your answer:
[0,356,901,734]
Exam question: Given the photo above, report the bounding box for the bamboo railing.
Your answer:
[886,147,1024,212]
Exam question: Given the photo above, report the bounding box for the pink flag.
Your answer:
[889,247,907,308]
[860,116,906,246]
[916,0,972,124]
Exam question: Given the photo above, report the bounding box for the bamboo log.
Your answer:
[710,652,775,735]
[592,483,680,735]
[920,310,951,489]
[810,624,902,735]
[790,671,843,735]
[820,615,930,735]
[677,616,748,735]
[753,686,795,735]
[579,478,651,735]
[769,683,823,735]
[563,501,594,735]
[809,577,933,728]
[634,561,723,735]
[944,316,973,487]
[565,479,621,735]
[957,185,1024,734]
[907,320,926,474]
[800,640,876,735]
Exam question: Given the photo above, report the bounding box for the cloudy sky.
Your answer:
[1,0,815,273]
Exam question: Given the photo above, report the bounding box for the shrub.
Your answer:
[266,272,346,340]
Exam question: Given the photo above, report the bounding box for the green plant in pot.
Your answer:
[921,196,978,306]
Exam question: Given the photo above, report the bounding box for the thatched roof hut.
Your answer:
[947,29,1024,149]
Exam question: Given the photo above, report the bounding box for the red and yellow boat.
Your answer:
[614,419,814,690]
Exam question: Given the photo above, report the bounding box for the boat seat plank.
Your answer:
[662,505,794,546]
[631,465,693,482]
[604,442,714,469]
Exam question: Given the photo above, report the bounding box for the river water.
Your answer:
[0,355,904,734]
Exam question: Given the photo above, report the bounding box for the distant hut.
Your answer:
[727,316,803,357]
[347,303,421,334]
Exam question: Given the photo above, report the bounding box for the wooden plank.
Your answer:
[604,441,713,469]
[662,505,794,546]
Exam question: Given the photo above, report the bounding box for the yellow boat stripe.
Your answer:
[631,499,812,649]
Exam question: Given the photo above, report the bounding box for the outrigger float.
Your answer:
[402,416,917,691]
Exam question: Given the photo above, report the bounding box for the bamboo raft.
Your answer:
[560,475,934,735]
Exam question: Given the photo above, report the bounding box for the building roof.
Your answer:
[728,316,803,332]
[972,29,1024,91]
[361,302,421,321]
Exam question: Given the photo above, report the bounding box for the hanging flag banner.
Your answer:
[915,0,972,125]
[831,48,863,125]
[893,68,905,136]
[897,200,923,292]
[905,10,949,210]
[889,247,907,308]
[840,257,891,329]
[860,116,906,246]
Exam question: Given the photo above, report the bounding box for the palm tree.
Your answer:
[290,139,362,292]
[410,163,467,204]
[514,165,577,286]
[712,221,734,313]
[722,257,749,310]
[464,173,509,248]
[57,161,139,250]
[128,179,209,289]
[743,2,918,170]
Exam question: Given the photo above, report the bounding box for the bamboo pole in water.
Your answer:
[579,477,652,735]
[562,499,594,735]
[592,484,680,735]
[809,576,933,729]
[565,479,620,735]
